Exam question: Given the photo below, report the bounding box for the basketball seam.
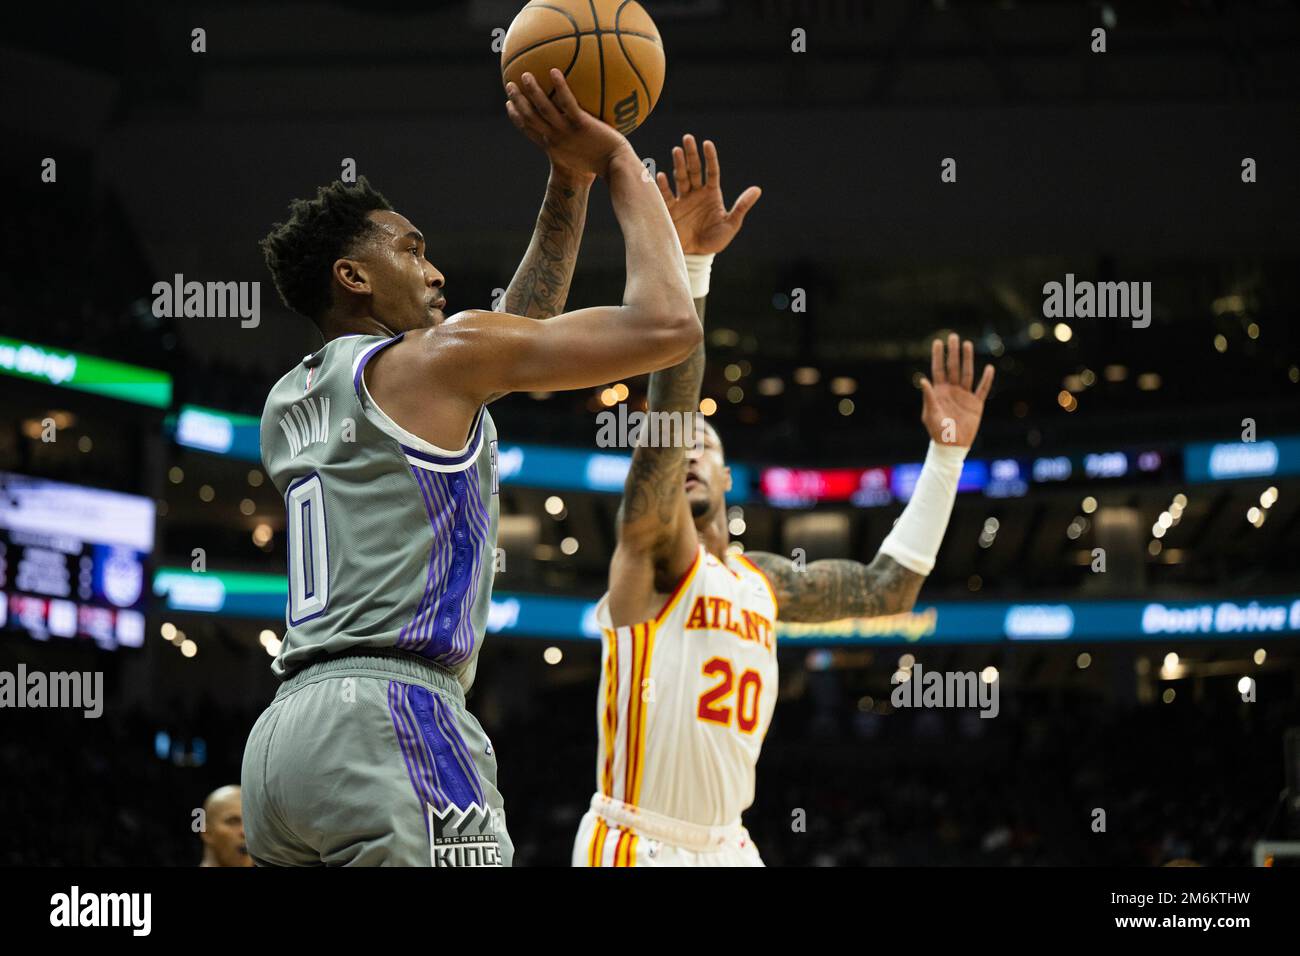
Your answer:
[501,28,660,74]
[501,2,581,75]
[588,0,606,121]
[614,1,653,113]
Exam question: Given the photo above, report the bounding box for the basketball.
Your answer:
[501,0,665,135]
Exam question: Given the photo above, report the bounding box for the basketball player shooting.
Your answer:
[574,135,994,866]
[240,70,699,867]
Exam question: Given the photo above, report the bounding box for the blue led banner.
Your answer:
[1184,437,1300,483]
[150,569,1300,646]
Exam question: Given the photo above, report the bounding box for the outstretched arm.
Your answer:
[607,135,761,627]
[748,334,995,623]
[744,551,925,622]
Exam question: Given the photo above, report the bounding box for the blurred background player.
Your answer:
[575,135,994,866]
[198,785,253,867]
[240,70,699,866]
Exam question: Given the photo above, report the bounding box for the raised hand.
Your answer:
[919,333,995,448]
[655,135,761,255]
[504,69,632,182]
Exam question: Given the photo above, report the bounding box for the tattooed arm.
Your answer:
[743,551,925,622]
[607,135,761,627]
[607,296,705,626]
[746,334,996,624]
[499,168,591,320]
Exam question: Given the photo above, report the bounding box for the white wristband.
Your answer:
[878,441,968,576]
[683,252,715,299]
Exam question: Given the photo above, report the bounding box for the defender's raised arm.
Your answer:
[747,334,995,623]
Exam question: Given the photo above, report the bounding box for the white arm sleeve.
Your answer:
[878,441,968,576]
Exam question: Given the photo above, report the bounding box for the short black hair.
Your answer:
[260,176,393,323]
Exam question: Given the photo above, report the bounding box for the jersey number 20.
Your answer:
[286,473,329,624]
[697,657,762,734]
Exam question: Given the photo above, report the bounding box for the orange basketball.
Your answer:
[501,0,665,136]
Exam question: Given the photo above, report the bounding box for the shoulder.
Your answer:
[728,550,782,615]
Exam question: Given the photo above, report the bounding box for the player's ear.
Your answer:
[723,465,732,493]
[333,257,371,296]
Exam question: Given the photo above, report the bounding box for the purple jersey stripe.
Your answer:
[407,685,482,810]
[388,681,443,821]
[399,464,443,650]
[431,693,486,805]
[394,682,452,813]
[418,470,455,654]
[450,461,492,663]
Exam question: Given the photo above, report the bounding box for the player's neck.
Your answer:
[696,511,730,562]
[320,312,399,342]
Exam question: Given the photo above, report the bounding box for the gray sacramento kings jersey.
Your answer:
[260,333,500,690]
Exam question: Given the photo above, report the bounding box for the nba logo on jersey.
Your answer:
[489,439,499,496]
[427,802,503,867]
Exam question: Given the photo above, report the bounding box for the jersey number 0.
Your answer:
[286,472,330,624]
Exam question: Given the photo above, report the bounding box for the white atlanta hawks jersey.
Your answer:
[590,544,780,829]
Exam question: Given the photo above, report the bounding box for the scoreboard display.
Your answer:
[0,472,154,649]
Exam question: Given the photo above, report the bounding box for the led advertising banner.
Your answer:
[171,405,262,459]
[150,568,1299,647]
[1184,437,1300,483]
[0,336,172,409]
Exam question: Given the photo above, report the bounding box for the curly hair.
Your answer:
[260,176,393,323]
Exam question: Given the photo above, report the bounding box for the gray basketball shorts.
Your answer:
[241,651,512,867]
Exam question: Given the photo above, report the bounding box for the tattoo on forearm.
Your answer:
[502,181,587,319]
[746,551,926,622]
[618,297,707,532]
